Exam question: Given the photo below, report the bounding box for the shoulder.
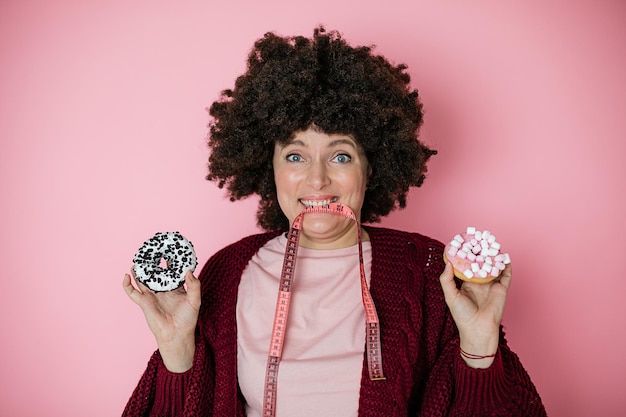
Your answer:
[364,225,446,277]
[364,225,444,252]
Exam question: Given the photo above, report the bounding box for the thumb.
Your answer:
[184,271,202,309]
[439,261,459,304]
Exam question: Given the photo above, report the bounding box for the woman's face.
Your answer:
[272,127,369,249]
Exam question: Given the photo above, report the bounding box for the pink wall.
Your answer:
[1,1,624,415]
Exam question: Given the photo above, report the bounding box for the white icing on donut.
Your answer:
[443,227,510,284]
[132,231,198,292]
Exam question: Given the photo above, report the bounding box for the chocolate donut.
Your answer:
[132,231,198,292]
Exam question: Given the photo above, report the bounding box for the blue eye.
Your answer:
[286,153,303,162]
[332,153,352,163]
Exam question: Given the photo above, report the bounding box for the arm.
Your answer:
[122,272,211,416]
[420,327,546,416]
[420,255,546,415]
[121,341,213,417]
[121,233,274,417]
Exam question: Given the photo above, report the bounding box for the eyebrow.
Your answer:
[285,138,358,149]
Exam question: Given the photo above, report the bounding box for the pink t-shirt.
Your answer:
[237,233,372,417]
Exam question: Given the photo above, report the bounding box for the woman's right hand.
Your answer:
[123,270,201,373]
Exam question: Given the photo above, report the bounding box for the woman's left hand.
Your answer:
[439,261,512,368]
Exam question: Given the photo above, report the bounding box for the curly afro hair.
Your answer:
[207,26,437,231]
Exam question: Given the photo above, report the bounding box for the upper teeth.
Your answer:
[300,198,337,207]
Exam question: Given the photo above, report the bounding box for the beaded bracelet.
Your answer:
[460,347,497,360]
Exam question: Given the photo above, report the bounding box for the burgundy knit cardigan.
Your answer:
[123,226,546,416]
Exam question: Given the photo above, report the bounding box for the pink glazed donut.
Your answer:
[443,227,511,284]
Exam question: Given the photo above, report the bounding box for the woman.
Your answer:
[122,27,546,416]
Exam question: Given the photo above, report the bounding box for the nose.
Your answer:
[306,159,330,189]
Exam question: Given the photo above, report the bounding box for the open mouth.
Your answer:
[298,197,338,207]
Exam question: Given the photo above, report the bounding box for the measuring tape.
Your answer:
[262,202,386,417]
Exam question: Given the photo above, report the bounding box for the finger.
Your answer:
[123,273,144,304]
[498,263,512,291]
[439,262,459,304]
[126,267,154,299]
[129,267,154,294]
[184,271,202,309]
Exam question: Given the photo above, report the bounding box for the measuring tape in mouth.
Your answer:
[262,202,386,417]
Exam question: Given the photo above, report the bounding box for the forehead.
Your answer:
[281,129,361,148]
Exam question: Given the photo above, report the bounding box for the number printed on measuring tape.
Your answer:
[261,203,386,417]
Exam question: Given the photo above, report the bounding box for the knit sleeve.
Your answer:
[419,331,546,416]
[149,357,192,416]
[122,350,161,417]
[122,340,214,417]
[451,347,510,411]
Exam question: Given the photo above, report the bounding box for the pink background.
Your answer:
[1,0,625,415]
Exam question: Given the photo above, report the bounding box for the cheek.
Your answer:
[273,168,301,210]
[349,167,369,191]
[273,168,289,193]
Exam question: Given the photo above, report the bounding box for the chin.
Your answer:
[302,215,351,235]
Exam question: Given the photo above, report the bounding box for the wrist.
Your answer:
[459,335,498,369]
[459,345,497,368]
[158,336,195,373]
